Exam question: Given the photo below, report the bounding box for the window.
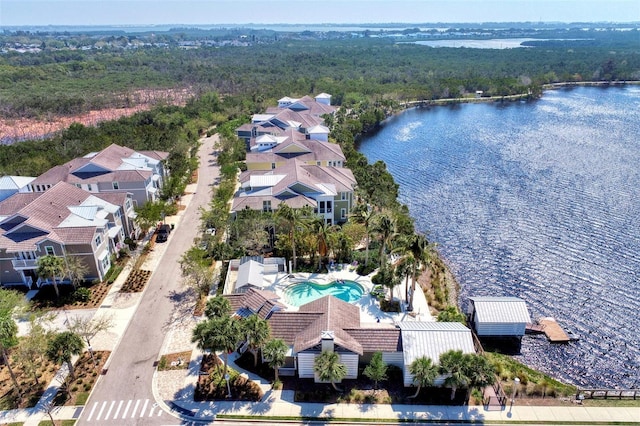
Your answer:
[113,182,119,190]
[45,246,55,256]
[263,200,272,212]
[271,163,276,170]
[341,208,346,220]
[326,201,332,213]
[316,161,321,166]
[125,199,132,210]
[94,234,102,247]
[341,192,347,200]
[87,184,93,191]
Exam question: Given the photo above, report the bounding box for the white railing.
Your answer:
[11,258,38,269]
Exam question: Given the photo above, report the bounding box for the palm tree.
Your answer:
[408,234,431,311]
[63,256,88,290]
[439,350,470,401]
[350,203,376,266]
[192,315,241,381]
[408,356,438,398]
[374,213,397,269]
[242,314,271,367]
[204,295,231,319]
[263,338,288,382]
[46,331,84,379]
[465,354,496,399]
[311,218,338,270]
[314,350,347,392]
[37,255,65,298]
[276,204,312,272]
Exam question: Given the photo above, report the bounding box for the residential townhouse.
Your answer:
[232,159,356,225]
[28,143,169,207]
[0,182,136,289]
[234,93,355,224]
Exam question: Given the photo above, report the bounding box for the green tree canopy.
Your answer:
[313,350,347,392]
[408,356,438,398]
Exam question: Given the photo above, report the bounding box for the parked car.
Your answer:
[156,224,171,242]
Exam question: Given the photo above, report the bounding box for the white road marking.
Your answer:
[122,399,132,419]
[139,399,149,417]
[104,400,116,419]
[130,399,141,418]
[96,400,108,420]
[113,400,124,419]
[86,401,99,421]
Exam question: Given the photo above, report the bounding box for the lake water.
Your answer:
[357,86,640,388]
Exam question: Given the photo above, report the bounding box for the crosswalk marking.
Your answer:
[139,399,149,417]
[104,400,115,420]
[96,401,107,420]
[86,401,98,421]
[113,400,123,419]
[121,399,132,419]
[83,399,167,422]
[130,399,141,418]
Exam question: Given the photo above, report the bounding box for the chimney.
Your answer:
[321,330,334,352]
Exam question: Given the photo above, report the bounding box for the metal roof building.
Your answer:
[467,296,531,337]
[398,322,475,387]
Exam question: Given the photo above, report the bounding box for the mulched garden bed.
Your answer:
[54,350,110,406]
[195,353,263,402]
[158,351,192,371]
[30,281,112,310]
[119,269,152,293]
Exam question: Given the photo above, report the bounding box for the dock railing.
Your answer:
[471,330,508,408]
[578,388,639,400]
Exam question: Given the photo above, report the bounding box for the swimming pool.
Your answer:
[285,280,365,306]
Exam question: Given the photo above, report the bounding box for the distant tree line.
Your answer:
[1,31,638,118]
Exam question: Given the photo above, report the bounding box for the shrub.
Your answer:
[356,262,376,276]
[72,287,91,302]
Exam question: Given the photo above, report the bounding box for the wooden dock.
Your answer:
[539,317,571,343]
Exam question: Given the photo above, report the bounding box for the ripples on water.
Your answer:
[357,87,640,388]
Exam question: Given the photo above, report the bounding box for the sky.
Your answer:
[1,0,638,27]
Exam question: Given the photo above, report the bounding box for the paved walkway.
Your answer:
[2,134,639,425]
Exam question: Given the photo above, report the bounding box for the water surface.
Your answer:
[358,86,640,388]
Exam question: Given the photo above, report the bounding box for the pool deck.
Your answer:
[256,265,434,324]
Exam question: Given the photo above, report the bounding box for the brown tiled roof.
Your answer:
[0,193,41,217]
[345,328,402,353]
[268,311,323,346]
[83,144,136,171]
[138,150,169,161]
[224,288,285,320]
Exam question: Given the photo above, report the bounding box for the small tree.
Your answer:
[363,351,388,390]
[68,314,113,367]
[314,350,347,392]
[37,255,65,298]
[15,315,52,385]
[409,356,438,398]
[0,289,27,397]
[437,306,467,324]
[180,249,215,301]
[263,338,288,382]
[46,331,84,379]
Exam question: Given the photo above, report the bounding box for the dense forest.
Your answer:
[1,27,638,118]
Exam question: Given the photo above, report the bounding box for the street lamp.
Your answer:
[224,373,232,398]
[511,377,520,404]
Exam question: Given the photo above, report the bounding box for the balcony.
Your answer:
[12,258,38,269]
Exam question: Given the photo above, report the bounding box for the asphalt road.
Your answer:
[77,135,220,426]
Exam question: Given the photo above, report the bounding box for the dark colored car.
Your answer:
[156,224,171,242]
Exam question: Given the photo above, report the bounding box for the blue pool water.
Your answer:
[285,280,365,306]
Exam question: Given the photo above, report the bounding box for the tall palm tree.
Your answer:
[46,331,84,379]
[314,350,347,392]
[439,350,470,401]
[192,315,241,380]
[408,234,431,311]
[64,255,88,290]
[311,218,338,270]
[350,203,376,266]
[276,204,312,272]
[374,213,397,269]
[37,255,65,298]
[263,338,288,382]
[409,356,438,398]
[242,314,271,367]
